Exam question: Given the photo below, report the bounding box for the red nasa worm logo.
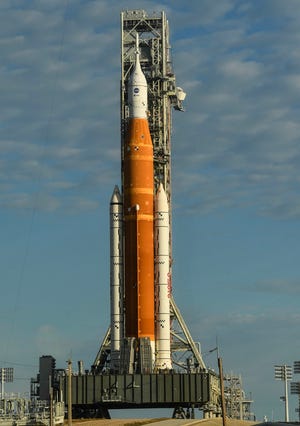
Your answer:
[167,272,172,298]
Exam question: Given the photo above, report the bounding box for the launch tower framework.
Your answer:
[93,9,206,375]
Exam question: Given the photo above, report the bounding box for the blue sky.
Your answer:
[1,0,300,421]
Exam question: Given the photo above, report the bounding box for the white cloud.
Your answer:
[285,74,300,90]
[36,325,69,359]
[1,0,300,219]
[220,59,262,79]
[0,192,61,211]
[251,279,300,294]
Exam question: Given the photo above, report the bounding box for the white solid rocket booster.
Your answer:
[155,183,172,370]
[110,185,124,370]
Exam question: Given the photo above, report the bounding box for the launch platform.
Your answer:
[60,371,219,418]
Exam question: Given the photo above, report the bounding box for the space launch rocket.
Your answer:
[109,35,172,373]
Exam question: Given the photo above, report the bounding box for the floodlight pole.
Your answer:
[284,370,289,422]
[293,361,300,422]
[275,364,292,422]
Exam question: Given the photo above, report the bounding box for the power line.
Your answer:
[0,360,36,368]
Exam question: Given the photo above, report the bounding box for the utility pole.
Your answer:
[209,342,227,425]
[67,359,72,426]
[218,353,227,426]
[49,375,53,426]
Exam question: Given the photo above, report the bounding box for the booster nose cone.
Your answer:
[156,183,168,211]
[128,34,148,118]
[110,185,122,204]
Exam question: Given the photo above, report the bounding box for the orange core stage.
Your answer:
[123,117,155,342]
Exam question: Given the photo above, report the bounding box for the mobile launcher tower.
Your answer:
[62,10,220,419]
[94,7,204,378]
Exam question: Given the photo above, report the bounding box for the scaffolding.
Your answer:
[121,9,184,200]
[224,373,255,420]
